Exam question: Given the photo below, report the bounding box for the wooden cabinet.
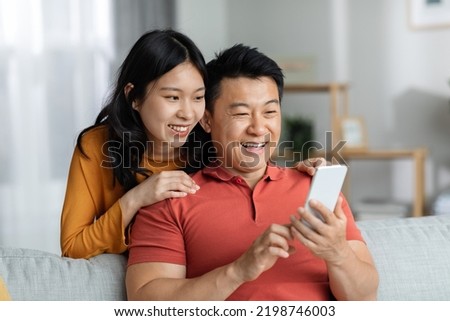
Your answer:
[338,149,427,217]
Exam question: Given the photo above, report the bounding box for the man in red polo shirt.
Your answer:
[126,44,379,301]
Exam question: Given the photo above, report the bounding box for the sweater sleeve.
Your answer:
[60,131,127,259]
[0,276,10,301]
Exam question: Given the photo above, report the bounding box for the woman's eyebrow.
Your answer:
[159,87,205,92]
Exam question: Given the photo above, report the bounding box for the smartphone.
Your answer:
[304,164,348,223]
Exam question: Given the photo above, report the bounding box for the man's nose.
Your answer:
[247,116,267,136]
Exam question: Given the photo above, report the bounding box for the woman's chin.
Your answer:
[170,139,187,148]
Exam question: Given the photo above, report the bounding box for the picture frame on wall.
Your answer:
[340,117,368,152]
[408,0,450,30]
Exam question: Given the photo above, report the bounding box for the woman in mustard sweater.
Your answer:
[60,29,207,258]
[60,29,322,259]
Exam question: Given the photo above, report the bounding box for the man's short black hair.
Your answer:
[205,44,284,113]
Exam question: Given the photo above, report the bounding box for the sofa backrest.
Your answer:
[357,215,450,300]
[0,247,127,301]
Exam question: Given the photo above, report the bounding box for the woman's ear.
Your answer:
[199,110,212,133]
[124,83,138,110]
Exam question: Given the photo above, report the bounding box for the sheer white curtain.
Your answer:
[0,0,115,254]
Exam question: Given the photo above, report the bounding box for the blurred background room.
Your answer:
[1,0,449,255]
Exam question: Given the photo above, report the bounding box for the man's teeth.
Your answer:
[241,142,266,148]
[169,125,188,132]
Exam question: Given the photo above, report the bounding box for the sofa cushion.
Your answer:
[357,215,450,300]
[0,247,127,301]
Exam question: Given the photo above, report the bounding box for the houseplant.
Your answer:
[280,115,314,164]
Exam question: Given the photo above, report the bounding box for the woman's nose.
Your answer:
[176,101,195,120]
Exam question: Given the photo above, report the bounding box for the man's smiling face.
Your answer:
[201,76,281,178]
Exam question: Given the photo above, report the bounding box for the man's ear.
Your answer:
[124,83,138,110]
[199,110,212,133]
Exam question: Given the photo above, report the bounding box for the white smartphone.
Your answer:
[304,164,348,223]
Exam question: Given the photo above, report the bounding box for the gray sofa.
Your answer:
[1,214,450,301]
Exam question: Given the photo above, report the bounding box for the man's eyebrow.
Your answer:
[229,102,249,108]
[229,99,280,108]
[266,99,280,105]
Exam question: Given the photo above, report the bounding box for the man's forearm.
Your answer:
[130,263,244,301]
[326,245,379,300]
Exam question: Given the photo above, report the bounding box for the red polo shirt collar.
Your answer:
[202,161,286,182]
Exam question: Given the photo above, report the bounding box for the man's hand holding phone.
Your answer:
[288,165,350,261]
[289,196,350,263]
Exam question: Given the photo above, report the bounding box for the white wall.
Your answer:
[348,0,450,208]
[174,0,228,61]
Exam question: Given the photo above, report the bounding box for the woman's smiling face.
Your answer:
[134,62,205,157]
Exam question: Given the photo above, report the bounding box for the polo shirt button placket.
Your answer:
[235,177,243,184]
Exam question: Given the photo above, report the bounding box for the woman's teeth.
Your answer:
[169,125,188,132]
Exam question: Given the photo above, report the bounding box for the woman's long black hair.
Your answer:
[76,29,207,191]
